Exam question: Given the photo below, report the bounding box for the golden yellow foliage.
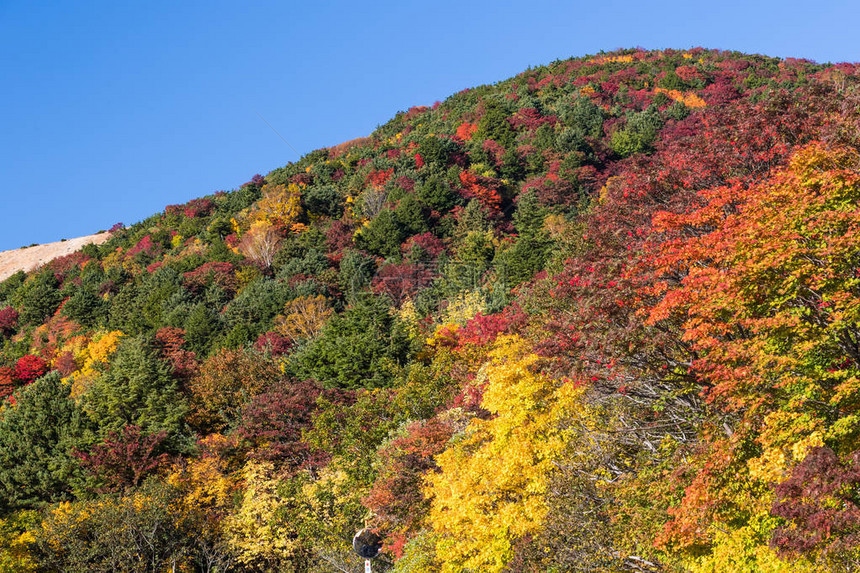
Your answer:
[397,299,422,340]
[686,519,824,573]
[233,265,262,293]
[747,412,824,484]
[37,484,198,570]
[167,435,237,514]
[274,294,333,344]
[655,87,707,108]
[223,461,300,567]
[439,290,484,326]
[426,335,584,572]
[64,330,124,398]
[589,54,635,64]
[0,514,37,572]
[253,183,303,229]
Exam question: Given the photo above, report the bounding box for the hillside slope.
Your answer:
[0,232,111,282]
[1,48,860,572]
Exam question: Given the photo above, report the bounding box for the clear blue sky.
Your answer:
[1,0,858,252]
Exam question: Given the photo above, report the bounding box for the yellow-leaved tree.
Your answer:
[425,335,583,572]
[222,461,301,570]
[233,182,305,267]
[254,182,303,231]
[274,294,333,344]
[62,330,124,398]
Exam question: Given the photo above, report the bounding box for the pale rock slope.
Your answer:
[0,232,111,282]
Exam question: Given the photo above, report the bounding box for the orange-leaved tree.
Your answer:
[646,142,860,567]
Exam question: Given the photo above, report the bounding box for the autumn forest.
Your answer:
[1,48,860,571]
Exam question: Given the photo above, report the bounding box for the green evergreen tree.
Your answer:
[610,106,663,157]
[0,373,94,511]
[395,194,429,236]
[82,337,188,448]
[15,270,62,325]
[183,302,221,355]
[339,249,376,300]
[355,210,405,258]
[475,99,516,148]
[291,295,410,388]
[61,287,106,327]
[417,175,459,212]
[496,191,551,285]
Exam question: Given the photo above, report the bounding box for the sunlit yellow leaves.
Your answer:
[223,461,299,567]
[687,518,823,573]
[748,411,824,483]
[274,294,333,344]
[0,513,38,572]
[167,434,237,514]
[439,291,485,326]
[426,335,583,572]
[63,330,124,398]
[230,182,304,266]
[253,183,303,230]
[655,87,707,108]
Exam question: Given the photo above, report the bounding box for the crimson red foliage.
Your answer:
[482,139,506,167]
[182,262,238,295]
[456,305,527,350]
[47,252,91,286]
[0,306,18,336]
[771,446,860,558]
[372,263,435,306]
[325,219,355,257]
[154,327,198,380]
[75,425,170,493]
[165,197,215,218]
[396,176,415,192]
[674,65,703,82]
[14,355,48,384]
[508,107,558,131]
[523,171,577,207]
[234,380,327,468]
[402,232,446,261]
[126,235,161,259]
[254,331,293,356]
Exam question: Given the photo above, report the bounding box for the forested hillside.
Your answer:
[2,47,860,571]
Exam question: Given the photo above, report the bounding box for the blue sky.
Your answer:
[1,0,858,252]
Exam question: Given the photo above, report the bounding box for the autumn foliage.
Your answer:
[3,48,860,572]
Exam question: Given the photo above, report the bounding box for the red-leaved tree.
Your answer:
[75,425,170,492]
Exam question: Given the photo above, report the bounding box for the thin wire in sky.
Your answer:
[254,111,302,159]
